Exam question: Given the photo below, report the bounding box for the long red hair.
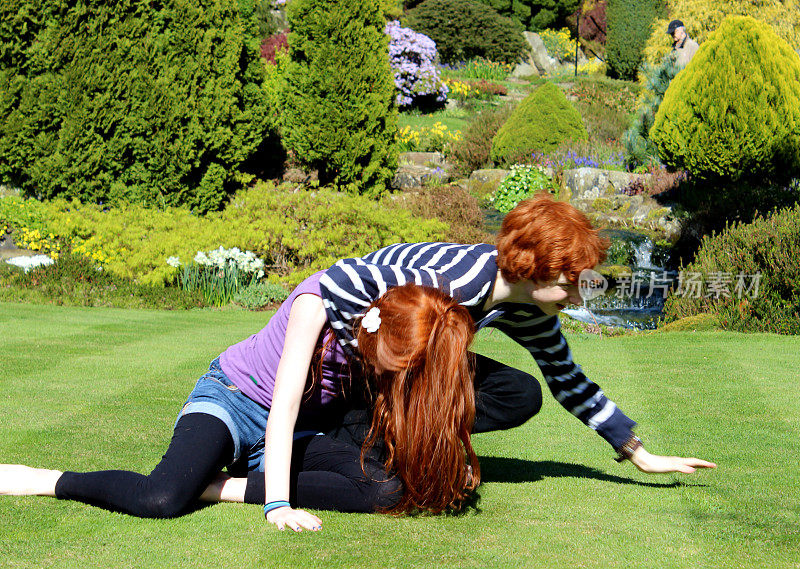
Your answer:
[356,284,480,514]
[497,192,609,283]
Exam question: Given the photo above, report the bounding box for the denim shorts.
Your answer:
[177,358,271,472]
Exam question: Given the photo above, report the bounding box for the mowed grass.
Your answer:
[2,302,799,568]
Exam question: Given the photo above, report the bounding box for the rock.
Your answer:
[512,61,539,78]
[465,168,509,199]
[0,184,21,198]
[391,164,449,191]
[282,167,318,184]
[561,167,649,199]
[522,32,560,76]
[399,152,447,168]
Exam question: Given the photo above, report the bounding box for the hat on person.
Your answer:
[667,20,684,34]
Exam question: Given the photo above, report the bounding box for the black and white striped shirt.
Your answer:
[319,242,635,449]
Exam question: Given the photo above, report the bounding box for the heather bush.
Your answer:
[490,165,557,212]
[405,0,527,64]
[385,20,448,109]
[565,76,639,143]
[280,0,397,196]
[449,105,514,176]
[651,16,800,185]
[0,0,273,213]
[490,82,588,165]
[389,183,493,244]
[605,0,666,79]
[642,0,800,64]
[661,204,800,334]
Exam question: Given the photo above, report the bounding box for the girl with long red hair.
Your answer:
[0,280,479,528]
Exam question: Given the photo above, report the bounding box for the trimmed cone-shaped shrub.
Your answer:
[280,0,397,196]
[0,0,273,213]
[490,82,588,165]
[651,16,800,183]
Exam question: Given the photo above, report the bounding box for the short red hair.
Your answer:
[496,193,608,283]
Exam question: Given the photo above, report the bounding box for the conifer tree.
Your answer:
[280,0,397,196]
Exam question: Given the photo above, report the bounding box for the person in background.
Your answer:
[668,19,700,67]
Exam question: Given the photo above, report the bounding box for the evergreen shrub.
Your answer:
[661,204,800,334]
[651,16,800,184]
[476,0,582,31]
[623,55,680,168]
[490,83,588,165]
[0,0,273,213]
[280,0,398,196]
[642,0,800,64]
[405,0,527,64]
[605,0,665,79]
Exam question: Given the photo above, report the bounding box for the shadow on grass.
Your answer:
[479,456,685,489]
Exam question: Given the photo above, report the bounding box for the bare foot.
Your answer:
[0,464,63,497]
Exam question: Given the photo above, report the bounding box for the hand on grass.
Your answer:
[629,446,717,474]
[266,506,322,532]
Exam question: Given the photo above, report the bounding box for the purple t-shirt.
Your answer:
[219,271,351,412]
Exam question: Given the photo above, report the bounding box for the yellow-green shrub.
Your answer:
[642,0,800,64]
[1,183,448,286]
[651,16,800,183]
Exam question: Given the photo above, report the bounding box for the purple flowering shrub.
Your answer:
[385,20,448,109]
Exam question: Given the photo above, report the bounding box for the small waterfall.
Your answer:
[633,238,656,269]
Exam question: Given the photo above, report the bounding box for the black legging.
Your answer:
[55,413,401,518]
[55,353,541,518]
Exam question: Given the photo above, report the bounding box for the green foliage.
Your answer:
[233,281,290,309]
[564,75,640,143]
[0,248,204,309]
[438,57,514,81]
[280,0,398,196]
[449,104,514,176]
[606,0,666,79]
[0,0,274,213]
[662,204,800,334]
[623,55,680,168]
[642,0,800,64]
[651,16,800,184]
[490,165,557,212]
[0,184,448,287]
[405,0,527,64]
[490,82,588,165]
[476,0,582,30]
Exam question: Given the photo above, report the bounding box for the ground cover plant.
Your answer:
[2,303,799,567]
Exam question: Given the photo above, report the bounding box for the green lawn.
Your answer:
[2,302,799,568]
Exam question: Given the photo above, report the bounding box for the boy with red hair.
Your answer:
[321,193,715,474]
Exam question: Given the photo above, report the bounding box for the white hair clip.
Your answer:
[362,307,381,333]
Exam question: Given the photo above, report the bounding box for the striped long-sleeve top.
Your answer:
[319,242,635,450]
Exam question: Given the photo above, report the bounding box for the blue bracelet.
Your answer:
[263,500,291,517]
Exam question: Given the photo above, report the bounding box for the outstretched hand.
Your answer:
[629,446,717,474]
[266,506,322,532]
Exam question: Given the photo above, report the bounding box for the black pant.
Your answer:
[55,354,541,517]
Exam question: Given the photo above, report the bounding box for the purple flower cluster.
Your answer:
[385,20,448,108]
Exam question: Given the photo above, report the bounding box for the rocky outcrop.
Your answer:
[561,168,680,242]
